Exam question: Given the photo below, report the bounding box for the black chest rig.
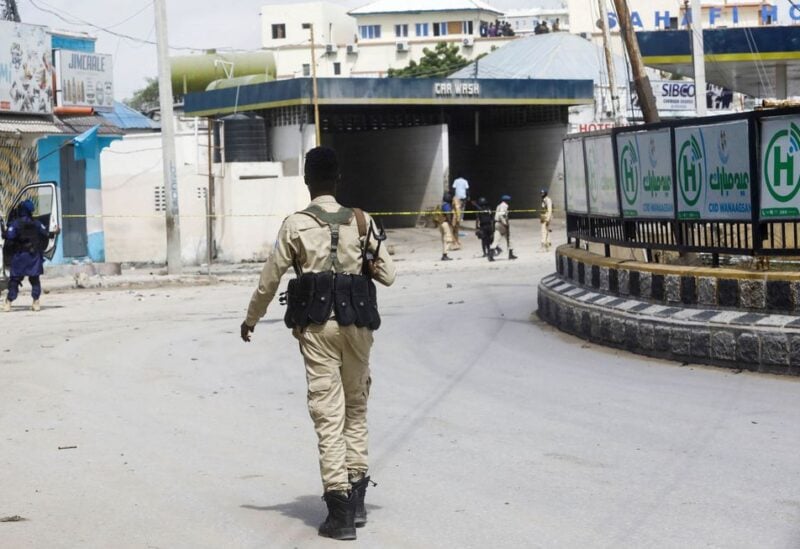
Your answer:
[283,204,381,331]
[10,218,47,255]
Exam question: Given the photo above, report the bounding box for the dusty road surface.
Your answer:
[2,224,799,549]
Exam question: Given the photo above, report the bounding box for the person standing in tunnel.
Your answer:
[491,194,517,260]
[451,173,469,227]
[240,146,396,541]
[435,191,457,261]
[540,189,553,251]
[475,197,495,261]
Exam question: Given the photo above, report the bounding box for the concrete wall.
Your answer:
[449,122,567,215]
[261,2,355,49]
[325,124,448,227]
[101,133,209,265]
[213,163,308,263]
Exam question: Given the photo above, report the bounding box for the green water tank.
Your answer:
[170,51,276,94]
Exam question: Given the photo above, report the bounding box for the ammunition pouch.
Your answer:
[284,271,380,331]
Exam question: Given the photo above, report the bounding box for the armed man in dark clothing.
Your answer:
[2,200,53,312]
[475,197,495,262]
[240,146,396,541]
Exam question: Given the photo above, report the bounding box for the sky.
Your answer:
[15,0,563,101]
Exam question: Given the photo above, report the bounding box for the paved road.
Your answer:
[2,233,799,548]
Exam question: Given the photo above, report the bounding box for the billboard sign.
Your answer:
[616,128,674,218]
[585,134,619,216]
[564,138,588,214]
[0,21,53,114]
[630,81,734,113]
[760,115,800,219]
[674,120,752,220]
[57,50,114,111]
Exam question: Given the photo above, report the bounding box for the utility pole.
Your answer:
[689,0,707,116]
[154,0,182,273]
[611,0,660,123]
[302,22,321,146]
[597,0,620,123]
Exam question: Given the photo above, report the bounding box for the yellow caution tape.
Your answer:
[59,208,558,219]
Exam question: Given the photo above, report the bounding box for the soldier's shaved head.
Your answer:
[304,146,339,192]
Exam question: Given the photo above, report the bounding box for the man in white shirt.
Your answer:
[451,174,469,223]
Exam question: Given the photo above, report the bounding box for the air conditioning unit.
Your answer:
[462,37,475,47]
[325,43,337,54]
[396,41,409,52]
[346,43,358,54]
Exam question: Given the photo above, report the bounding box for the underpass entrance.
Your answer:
[184,77,593,228]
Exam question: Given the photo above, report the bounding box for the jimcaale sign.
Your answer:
[433,81,481,97]
[56,49,114,111]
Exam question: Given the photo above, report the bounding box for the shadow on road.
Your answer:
[241,495,322,528]
[241,496,382,528]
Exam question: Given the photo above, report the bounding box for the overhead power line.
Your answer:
[24,0,202,51]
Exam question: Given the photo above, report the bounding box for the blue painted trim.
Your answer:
[637,26,800,59]
[51,35,96,53]
[87,231,105,262]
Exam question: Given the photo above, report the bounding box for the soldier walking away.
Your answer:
[2,200,56,312]
[475,197,495,261]
[240,147,396,541]
[435,191,458,261]
[540,189,553,251]
[491,194,517,260]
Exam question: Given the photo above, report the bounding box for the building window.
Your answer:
[433,22,448,36]
[462,21,473,34]
[359,25,381,39]
[333,62,341,75]
[395,24,409,38]
[302,63,310,76]
[415,23,429,36]
[271,24,286,39]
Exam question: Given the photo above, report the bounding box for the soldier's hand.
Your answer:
[240,321,254,342]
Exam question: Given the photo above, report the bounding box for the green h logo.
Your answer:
[678,136,703,207]
[620,142,639,206]
[764,122,800,203]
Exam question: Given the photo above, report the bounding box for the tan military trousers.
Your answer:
[294,320,373,493]
[440,221,455,254]
[541,217,552,247]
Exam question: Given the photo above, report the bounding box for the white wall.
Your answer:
[213,162,309,262]
[101,133,209,265]
[273,35,515,78]
[261,2,356,49]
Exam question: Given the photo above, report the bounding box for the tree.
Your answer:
[124,77,160,114]
[387,42,471,78]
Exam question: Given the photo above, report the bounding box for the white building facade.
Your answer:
[260,0,516,79]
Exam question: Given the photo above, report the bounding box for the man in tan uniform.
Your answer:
[540,189,553,250]
[240,147,396,541]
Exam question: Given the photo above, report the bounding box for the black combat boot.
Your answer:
[318,491,357,540]
[509,249,518,260]
[350,476,375,527]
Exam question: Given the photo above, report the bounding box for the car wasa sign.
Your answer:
[616,128,673,218]
[674,120,751,220]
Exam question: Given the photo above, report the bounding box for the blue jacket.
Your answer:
[5,215,48,277]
